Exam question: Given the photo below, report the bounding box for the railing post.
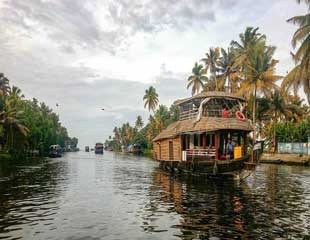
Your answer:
[215,133,219,160]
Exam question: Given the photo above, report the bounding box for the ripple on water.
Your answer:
[0,153,309,239]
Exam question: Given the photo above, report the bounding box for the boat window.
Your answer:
[194,134,198,146]
[206,133,215,147]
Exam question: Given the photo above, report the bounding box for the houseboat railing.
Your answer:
[179,109,247,121]
[186,148,216,158]
[179,109,198,121]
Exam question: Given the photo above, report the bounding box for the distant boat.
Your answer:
[127,144,142,154]
[95,143,104,154]
[85,146,90,152]
[49,145,62,158]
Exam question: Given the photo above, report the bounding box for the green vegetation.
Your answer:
[275,119,310,143]
[105,0,309,155]
[105,105,178,153]
[0,74,78,158]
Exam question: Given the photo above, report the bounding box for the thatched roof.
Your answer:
[153,117,253,141]
[173,91,245,106]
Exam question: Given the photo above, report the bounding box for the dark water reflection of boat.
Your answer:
[144,165,310,239]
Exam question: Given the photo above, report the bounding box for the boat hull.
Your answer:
[95,149,103,154]
[158,155,253,179]
[49,152,62,158]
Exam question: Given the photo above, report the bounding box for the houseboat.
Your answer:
[153,91,258,179]
[95,143,104,154]
[49,145,62,158]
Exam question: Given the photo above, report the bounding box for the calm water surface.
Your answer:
[0,151,309,239]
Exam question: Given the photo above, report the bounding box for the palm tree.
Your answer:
[113,126,121,143]
[296,0,310,8]
[246,45,281,140]
[201,47,221,91]
[7,86,24,109]
[187,62,208,95]
[284,93,309,121]
[255,96,271,139]
[218,48,238,92]
[10,86,24,99]
[232,29,282,148]
[135,115,144,130]
[0,73,10,96]
[153,105,171,132]
[231,27,266,69]
[143,86,159,112]
[282,2,310,103]
[0,98,29,151]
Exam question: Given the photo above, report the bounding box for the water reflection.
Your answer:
[0,158,69,239]
[147,165,310,239]
[0,152,309,240]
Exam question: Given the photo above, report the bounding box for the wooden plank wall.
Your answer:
[153,136,181,161]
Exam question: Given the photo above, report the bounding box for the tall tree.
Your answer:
[10,86,24,99]
[232,28,282,147]
[0,73,10,96]
[282,1,310,103]
[218,48,238,92]
[187,62,208,95]
[201,47,221,91]
[231,27,266,69]
[0,97,29,151]
[143,86,159,112]
[135,115,144,130]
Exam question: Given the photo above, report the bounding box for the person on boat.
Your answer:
[222,106,230,118]
[226,139,234,159]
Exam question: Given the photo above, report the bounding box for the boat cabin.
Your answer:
[49,144,62,158]
[95,143,104,154]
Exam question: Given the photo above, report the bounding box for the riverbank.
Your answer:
[0,152,45,161]
[260,153,310,166]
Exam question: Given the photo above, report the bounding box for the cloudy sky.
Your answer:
[0,0,307,147]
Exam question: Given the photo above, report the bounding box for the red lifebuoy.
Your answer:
[236,111,245,121]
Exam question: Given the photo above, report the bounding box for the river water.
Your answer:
[0,151,309,240]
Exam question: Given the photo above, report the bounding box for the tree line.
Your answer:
[105,0,309,153]
[0,73,78,158]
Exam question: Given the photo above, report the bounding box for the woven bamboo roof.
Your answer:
[153,117,253,141]
[173,91,245,106]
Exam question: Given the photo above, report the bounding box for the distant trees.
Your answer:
[105,104,178,152]
[0,73,77,156]
[135,115,144,130]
